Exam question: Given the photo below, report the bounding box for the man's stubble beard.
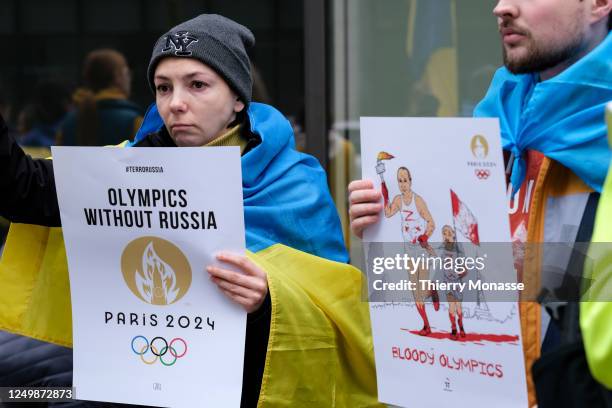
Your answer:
[502,29,587,75]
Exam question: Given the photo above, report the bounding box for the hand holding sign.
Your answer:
[207,252,268,313]
[348,179,383,239]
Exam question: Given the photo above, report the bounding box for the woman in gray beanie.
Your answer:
[130,13,350,407]
[0,13,354,408]
[146,14,255,147]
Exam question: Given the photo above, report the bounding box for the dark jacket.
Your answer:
[58,90,143,146]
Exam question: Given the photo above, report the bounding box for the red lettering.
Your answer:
[434,352,504,380]
[419,351,428,364]
[470,359,479,371]
[495,364,504,378]
[457,358,472,371]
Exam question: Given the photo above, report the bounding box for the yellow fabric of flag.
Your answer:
[0,224,382,407]
[0,224,72,347]
[253,244,382,407]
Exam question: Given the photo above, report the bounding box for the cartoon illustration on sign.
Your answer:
[361,117,527,408]
[377,152,440,336]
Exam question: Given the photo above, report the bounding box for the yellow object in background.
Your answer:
[580,101,612,389]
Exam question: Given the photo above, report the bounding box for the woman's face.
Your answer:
[154,57,245,147]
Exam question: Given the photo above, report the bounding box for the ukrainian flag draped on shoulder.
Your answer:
[131,102,348,262]
[0,103,382,406]
[474,32,612,195]
[252,244,381,407]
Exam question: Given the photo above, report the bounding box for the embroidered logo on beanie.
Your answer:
[161,31,199,56]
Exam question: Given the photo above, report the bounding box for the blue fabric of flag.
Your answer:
[131,102,348,263]
[474,33,612,195]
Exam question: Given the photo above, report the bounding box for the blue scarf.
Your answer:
[131,102,348,263]
[474,32,612,194]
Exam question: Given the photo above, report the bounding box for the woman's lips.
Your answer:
[171,124,193,132]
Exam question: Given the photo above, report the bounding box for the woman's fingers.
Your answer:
[216,284,265,313]
[215,252,265,278]
[218,287,250,307]
[207,264,248,286]
[211,275,255,298]
[207,253,268,313]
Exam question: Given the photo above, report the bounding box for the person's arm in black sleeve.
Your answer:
[241,293,271,407]
[0,113,61,226]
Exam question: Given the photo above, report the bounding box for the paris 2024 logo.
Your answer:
[121,236,192,305]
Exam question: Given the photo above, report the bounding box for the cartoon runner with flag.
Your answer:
[450,189,491,315]
[377,152,440,336]
[439,225,467,339]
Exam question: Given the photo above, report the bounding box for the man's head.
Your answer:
[147,14,254,146]
[397,167,412,193]
[494,0,612,78]
[83,49,131,96]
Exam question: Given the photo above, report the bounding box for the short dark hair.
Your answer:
[83,49,128,92]
[608,13,611,31]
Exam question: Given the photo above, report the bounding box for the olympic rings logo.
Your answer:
[474,169,491,180]
[131,335,188,366]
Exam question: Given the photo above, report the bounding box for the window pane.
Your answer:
[328,0,502,261]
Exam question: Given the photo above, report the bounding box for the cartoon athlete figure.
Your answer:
[439,225,466,340]
[380,164,439,336]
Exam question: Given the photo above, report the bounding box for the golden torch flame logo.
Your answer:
[122,237,191,305]
[470,135,489,159]
[137,242,180,304]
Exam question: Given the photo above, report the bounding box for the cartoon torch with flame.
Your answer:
[135,242,179,305]
[376,151,395,207]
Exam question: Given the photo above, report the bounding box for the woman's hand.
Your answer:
[348,179,383,238]
[207,252,268,313]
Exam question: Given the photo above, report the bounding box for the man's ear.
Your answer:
[590,0,612,25]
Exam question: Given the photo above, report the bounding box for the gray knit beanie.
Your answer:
[147,14,255,104]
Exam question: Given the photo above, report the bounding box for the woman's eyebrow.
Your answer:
[183,72,213,80]
[154,74,170,82]
[154,72,210,81]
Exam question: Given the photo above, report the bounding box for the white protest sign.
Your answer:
[360,118,527,407]
[52,146,246,408]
